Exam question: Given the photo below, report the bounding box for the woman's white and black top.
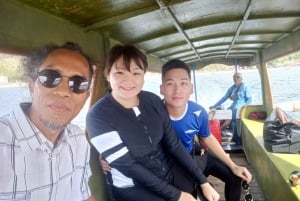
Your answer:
[87,91,207,200]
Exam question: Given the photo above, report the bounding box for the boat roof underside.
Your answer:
[0,0,300,72]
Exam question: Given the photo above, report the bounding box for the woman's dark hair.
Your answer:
[161,59,191,81]
[104,44,148,77]
[22,41,94,80]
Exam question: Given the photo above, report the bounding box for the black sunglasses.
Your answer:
[37,69,90,94]
[242,181,253,201]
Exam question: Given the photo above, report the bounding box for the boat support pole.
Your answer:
[191,63,198,103]
[234,58,238,73]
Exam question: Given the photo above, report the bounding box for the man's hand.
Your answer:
[99,155,111,174]
[231,165,252,184]
[200,182,220,201]
[209,106,216,110]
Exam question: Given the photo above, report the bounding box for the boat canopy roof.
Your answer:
[1,0,300,71]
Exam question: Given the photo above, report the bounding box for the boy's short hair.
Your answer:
[161,59,191,81]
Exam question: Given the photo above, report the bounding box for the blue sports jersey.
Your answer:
[170,101,211,153]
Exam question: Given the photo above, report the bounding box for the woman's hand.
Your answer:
[178,191,197,201]
[200,183,220,201]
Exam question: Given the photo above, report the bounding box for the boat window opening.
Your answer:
[143,63,263,112]
[0,53,30,116]
[267,50,300,119]
[1,51,299,128]
[196,64,262,112]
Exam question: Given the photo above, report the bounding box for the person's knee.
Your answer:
[220,119,232,129]
[227,174,242,186]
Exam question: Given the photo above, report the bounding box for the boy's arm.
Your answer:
[202,135,252,183]
[99,155,111,174]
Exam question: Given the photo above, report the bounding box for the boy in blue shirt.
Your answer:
[160,59,252,201]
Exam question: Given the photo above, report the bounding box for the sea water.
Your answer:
[1,67,300,129]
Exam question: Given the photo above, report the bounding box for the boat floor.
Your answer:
[222,142,243,152]
[207,152,265,201]
[221,134,244,152]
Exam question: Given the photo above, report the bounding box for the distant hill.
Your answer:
[0,51,299,81]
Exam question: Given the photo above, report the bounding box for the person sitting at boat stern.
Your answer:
[0,42,95,201]
[160,59,252,201]
[86,44,219,201]
[210,72,252,144]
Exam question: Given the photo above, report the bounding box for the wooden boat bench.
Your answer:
[240,105,300,201]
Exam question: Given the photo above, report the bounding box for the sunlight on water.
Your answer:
[0,85,30,115]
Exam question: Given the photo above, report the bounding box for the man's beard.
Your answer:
[40,115,66,131]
